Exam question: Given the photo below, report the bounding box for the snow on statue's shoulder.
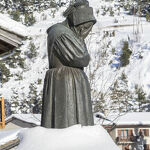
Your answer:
[17,125,119,150]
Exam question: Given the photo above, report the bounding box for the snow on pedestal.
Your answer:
[0,129,20,145]
[17,125,119,150]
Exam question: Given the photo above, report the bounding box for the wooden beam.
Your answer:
[0,27,24,57]
[0,40,15,56]
[0,25,25,38]
[0,43,10,52]
[0,97,5,129]
[0,49,6,55]
[0,35,19,47]
[0,28,23,44]
[0,138,20,150]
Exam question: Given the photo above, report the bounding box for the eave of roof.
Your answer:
[5,114,41,126]
[5,117,38,127]
[0,26,25,57]
[0,25,25,38]
[0,28,23,46]
[114,112,150,126]
[115,124,150,128]
[0,13,27,37]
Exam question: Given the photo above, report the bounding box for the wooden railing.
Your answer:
[119,137,132,142]
[116,136,135,144]
[0,97,5,129]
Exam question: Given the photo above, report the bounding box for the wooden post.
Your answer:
[0,97,5,129]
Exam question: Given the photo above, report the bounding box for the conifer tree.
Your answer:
[27,83,42,114]
[0,60,11,84]
[134,85,148,111]
[110,72,132,113]
[120,41,132,67]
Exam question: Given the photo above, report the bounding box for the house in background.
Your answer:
[0,14,26,126]
[0,25,24,87]
[0,13,26,58]
[0,13,26,88]
[0,26,23,57]
[100,112,150,150]
[1,114,41,131]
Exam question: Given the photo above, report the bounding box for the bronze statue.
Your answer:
[41,0,96,128]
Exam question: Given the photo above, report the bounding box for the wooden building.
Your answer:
[0,15,26,130]
[0,26,24,57]
[101,112,150,150]
[1,114,41,131]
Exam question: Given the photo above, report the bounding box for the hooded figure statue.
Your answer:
[41,0,96,128]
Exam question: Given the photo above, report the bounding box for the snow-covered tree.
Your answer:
[110,72,133,113]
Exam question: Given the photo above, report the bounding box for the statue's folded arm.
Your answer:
[53,33,90,68]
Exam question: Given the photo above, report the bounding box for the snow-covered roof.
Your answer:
[6,114,41,126]
[115,112,150,126]
[95,112,150,126]
[6,112,150,127]
[0,13,27,37]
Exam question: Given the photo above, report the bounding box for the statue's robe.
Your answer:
[41,21,94,128]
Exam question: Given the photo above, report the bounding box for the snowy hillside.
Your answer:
[0,0,150,116]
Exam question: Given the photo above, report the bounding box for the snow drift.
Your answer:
[17,125,119,150]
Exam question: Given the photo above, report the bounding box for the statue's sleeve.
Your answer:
[53,33,90,68]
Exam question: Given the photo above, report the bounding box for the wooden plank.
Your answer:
[0,50,14,58]
[0,28,22,44]
[116,125,150,128]
[0,25,25,38]
[0,49,6,55]
[0,98,2,124]
[0,39,15,56]
[0,97,5,129]
[1,97,5,129]
[0,43,10,52]
[0,35,19,47]
[0,138,20,150]
[0,27,24,57]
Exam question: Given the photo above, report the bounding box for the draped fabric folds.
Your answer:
[41,21,94,128]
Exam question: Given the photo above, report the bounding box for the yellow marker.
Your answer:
[0,97,5,129]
